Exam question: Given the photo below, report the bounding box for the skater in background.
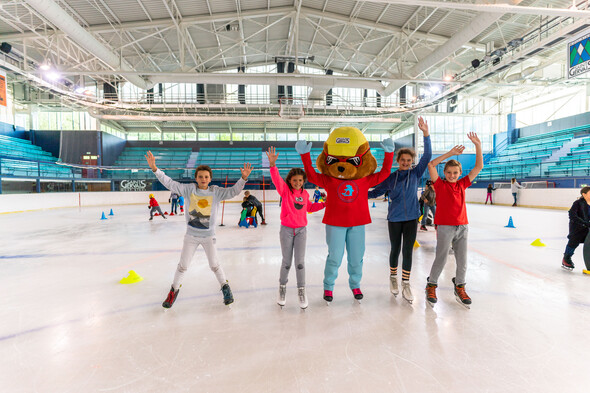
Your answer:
[419,180,436,231]
[178,195,185,215]
[313,186,321,203]
[148,194,166,221]
[485,183,496,205]
[562,186,590,273]
[169,191,179,215]
[267,147,325,309]
[145,151,252,308]
[244,190,266,225]
[368,116,431,303]
[511,178,523,206]
[425,132,483,308]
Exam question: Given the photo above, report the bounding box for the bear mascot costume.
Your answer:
[295,127,394,302]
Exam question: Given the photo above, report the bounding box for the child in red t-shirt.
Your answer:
[425,133,483,308]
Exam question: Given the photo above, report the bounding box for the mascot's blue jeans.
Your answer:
[323,225,365,291]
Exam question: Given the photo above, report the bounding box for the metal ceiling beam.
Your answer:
[358,0,590,18]
[302,8,485,51]
[23,0,153,90]
[0,7,294,40]
[93,113,402,123]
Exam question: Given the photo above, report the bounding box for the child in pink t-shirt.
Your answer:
[267,147,325,309]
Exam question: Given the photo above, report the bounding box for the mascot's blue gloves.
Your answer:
[295,140,312,154]
[381,138,394,153]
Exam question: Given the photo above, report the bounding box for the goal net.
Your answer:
[494,181,556,189]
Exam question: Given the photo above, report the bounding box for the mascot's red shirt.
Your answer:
[301,152,394,227]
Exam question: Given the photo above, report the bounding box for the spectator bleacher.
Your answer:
[107,147,192,179]
[478,129,576,180]
[0,135,75,178]
[195,148,263,181]
[544,135,590,176]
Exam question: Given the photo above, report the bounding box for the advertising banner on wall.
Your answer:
[568,31,590,79]
[0,69,6,107]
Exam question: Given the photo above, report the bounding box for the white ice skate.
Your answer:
[401,281,414,304]
[389,275,399,296]
[277,284,286,308]
[298,287,308,309]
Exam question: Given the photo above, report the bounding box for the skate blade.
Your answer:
[426,300,436,308]
[561,265,574,271]
[277,303,285,309]
[403,297,414,304]
[455,296,471,309]
[391,291,399,297]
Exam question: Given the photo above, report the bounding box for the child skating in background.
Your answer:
[485,183,496,205]
[562,186,590,273]
[267,147,325,309]
[145,151,252,308]
[425,133,483,308]
[148,194,167,221]
[169,191,179,215]
[313,186,321,203]
[178,195,185,215]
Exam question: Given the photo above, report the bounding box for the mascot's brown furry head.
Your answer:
[316,127,377,180]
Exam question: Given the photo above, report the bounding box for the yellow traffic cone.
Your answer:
[530,239,546,247]
[119,270,143,284]
[414,240,421,248]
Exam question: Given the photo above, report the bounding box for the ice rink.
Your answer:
[1,200,588,393]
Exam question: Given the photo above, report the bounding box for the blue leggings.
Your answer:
[323,225,365,291]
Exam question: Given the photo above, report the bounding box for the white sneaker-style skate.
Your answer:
[389,275,399,296]
[297,287,308,309]
[277,284,286,307]
[401,281,414,304]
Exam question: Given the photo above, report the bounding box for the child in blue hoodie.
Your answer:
[368,117,431,303]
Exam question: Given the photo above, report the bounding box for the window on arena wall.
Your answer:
[417,115,494,152]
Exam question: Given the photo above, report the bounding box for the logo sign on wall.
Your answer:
[568,32,590,79]
[0,70,6,107]
[120,180,147,191]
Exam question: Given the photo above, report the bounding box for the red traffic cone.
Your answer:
[170,212,175,216]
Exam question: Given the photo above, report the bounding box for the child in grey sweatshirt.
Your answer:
[146,151,252,308]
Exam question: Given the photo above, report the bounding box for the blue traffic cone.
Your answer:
[505,216,515,228]
[100,212,107,220]
[372,202,376,208]
[109,208,114,216]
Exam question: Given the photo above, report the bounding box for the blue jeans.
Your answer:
[323,225,365,291]
[422,205,436,226]
[170,198,178,214]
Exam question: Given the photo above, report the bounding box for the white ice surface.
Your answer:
[0,201,588,393]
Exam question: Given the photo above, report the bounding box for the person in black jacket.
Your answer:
[243,191,266,225]
[562,186,590,271]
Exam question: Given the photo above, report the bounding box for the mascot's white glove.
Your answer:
[295,140,312,154]
[380,138,394,153]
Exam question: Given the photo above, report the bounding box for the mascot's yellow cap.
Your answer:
[325,127,367,156]
[149,194,154,198]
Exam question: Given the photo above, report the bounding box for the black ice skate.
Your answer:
[162,286,180,308]
[352,288,363,303]
[323,290,333,304]
[452,278,472,309]
[562,254,575,271]
[425,281,437,308]
[221,282,234,305]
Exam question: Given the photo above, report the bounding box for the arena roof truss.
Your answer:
[0,0,589,135]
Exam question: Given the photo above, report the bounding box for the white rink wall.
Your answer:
[465,187,581,209]
[0,189,283,214]
[0,187,582,214]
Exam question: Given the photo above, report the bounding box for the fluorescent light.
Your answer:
[46,71,61,81]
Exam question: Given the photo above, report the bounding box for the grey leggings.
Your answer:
[427,225,469,285]
[279,225,307,287]
[150,206,164,218]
